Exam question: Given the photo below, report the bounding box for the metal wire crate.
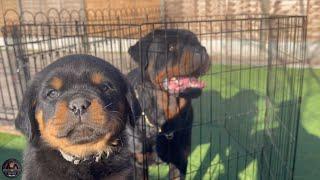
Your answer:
[0,12,306,180]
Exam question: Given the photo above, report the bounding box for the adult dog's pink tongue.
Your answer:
[163,77,205,93]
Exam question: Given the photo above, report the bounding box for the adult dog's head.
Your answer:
[15,54,140,159]
[129,29,211,97]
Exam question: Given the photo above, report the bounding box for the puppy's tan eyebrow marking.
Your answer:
[50,77,63,90]
[91,72,104,85]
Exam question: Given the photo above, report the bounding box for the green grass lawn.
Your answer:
[0,67,319,180]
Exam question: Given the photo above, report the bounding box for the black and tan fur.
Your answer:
[15,54,140,180]
[127,29,211,179]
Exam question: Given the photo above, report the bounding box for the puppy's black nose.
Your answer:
[68,97,91,115]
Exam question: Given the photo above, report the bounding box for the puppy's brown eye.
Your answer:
[169,44,176,52]
[47,89,60,98]
[101,82,113,92]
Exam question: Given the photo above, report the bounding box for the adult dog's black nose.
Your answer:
[68,97,91,115]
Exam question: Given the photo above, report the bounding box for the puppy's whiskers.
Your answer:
[110,110,121,115]
[104,103,113,109]
[110,114,124,123]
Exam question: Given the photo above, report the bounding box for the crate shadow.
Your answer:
[190,89,261,179]
[188,90,320,180]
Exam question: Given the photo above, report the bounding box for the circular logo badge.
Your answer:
[2,159,21,178]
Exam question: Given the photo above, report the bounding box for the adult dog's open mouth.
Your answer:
[162,76,206,94]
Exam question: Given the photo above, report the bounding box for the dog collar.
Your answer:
[134,89,161,133]
[59,150,108,165]
[142,111,175,140]
[141,111,162,133]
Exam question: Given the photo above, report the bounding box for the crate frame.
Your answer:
[0,10,307,180]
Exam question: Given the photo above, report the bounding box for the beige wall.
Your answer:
[1,0,317,38]
[307,0,320,39]
[164,0,320,65]
[85,0,160,10]
[1,0,320,64]
[165,0,309,16]
[20,0,83,14]
[165,0,319,39]
[0,0,19,27]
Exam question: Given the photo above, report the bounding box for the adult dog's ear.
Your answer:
[15,81,38,142]
[128,36,152,70]
[125,82,141,126]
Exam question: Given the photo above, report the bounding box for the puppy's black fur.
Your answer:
[15,54,140,180]
[127,29,210,179]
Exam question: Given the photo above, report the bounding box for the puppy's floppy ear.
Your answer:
[128,36,152,70]
[124,82,141,126]
[15,81,38,142]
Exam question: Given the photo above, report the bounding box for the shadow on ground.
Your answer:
[295,121,320,180]
[189,90,320,180]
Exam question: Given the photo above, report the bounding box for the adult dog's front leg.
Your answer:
[169,163,186,180]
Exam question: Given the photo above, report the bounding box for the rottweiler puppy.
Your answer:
[15,54,140,180]
[127,29,211,179]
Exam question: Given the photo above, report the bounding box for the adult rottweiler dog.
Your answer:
[15,54,140,180]
[127,29,211,179]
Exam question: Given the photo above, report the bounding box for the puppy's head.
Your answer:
[15,54,140,158]
[129,29,211,97]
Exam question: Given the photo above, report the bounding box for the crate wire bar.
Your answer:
[0,11,306,180]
